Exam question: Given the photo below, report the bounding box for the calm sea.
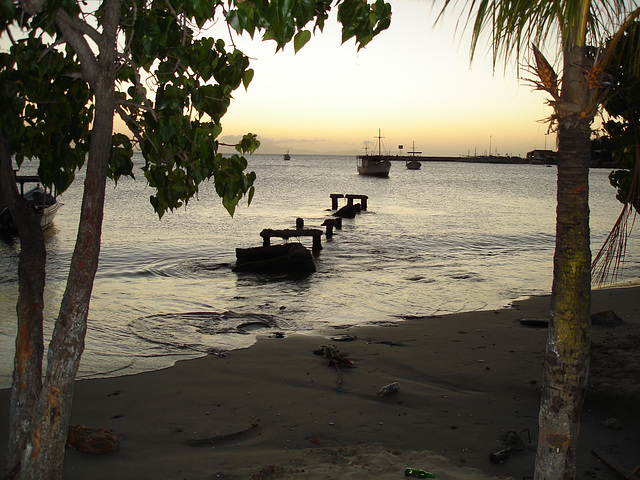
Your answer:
[1,154,639,387]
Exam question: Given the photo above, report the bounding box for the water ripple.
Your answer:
[129,311,293,354]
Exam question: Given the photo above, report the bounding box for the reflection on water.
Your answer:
[1,155,639,387]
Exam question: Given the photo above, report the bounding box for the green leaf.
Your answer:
[235,133,260,154]
[294,30,312,53]
[243,68,254,90]
[0,0,15,23]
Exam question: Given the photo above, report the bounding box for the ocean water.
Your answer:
[1,154,639,387]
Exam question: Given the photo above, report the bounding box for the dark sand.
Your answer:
[1,285,639,479]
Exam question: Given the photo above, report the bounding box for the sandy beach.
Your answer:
[1,285,639,479]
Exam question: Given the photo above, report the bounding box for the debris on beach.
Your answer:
[489,429,528,464]
[377,382,400,396]
[405,468,436,478]
[66,424,119,454]
[313,344,355,367]
[313,344,356,392]
[519,318,549,328]
[330,334,357,342]
[185,421,259,447]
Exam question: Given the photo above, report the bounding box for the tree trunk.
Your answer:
[534,44,593,480]
[0,133,47,478]
[14,2,120,477]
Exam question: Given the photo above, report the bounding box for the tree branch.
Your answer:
[54,9,100,83]
[115,104,145,144]
[19,0,44,15]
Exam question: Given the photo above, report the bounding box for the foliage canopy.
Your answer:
[602,20,640,213]
[0,0,391,217]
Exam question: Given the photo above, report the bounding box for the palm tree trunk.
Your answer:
[534,44,592,480]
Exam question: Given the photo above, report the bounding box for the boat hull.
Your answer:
[0,184,59,232]
[357,156,391,177]
[39,201,60,229]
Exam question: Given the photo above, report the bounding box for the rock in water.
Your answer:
[234,243,316,273]
[334,204,357,218]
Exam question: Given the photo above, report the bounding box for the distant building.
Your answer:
[527,149,557,165]
[527,144,619,168]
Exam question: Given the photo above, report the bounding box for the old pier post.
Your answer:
[322,219,337,238]
[345,194,368,211]
[330,193,344,210]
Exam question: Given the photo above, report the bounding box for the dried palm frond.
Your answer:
[592,145,640,286]
[585,57,607,90]
[531,43,560,100]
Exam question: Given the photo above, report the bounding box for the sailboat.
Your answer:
[406,141,422,170]
[283,150,291,161]
[356,129,391,177]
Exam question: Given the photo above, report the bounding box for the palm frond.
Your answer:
[531,43,561,99]
[594,6,640,80]
[437,0,636,68]
[592,144,640,286]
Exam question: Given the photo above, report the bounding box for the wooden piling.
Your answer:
[330,193,344,210]
[260,228,323,251]
[345,194,368,211]
[321,219,336,238]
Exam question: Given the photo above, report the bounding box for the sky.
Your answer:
[215,0,559,157]
[0,0,560,158]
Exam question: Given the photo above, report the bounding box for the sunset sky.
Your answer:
[0,0,562,158]
[217,0,560,157]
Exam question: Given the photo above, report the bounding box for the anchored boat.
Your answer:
[0,175,60,232]
[357,129,391,177]
[406,141,422,170]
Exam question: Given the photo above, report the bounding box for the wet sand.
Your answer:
[1,285,639,479]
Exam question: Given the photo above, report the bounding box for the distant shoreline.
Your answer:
[358,153,620,168]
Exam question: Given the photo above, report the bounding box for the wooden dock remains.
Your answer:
[235,194,371,273]
[345,194,368,210]
[260,228,324,251]
[330,194,368,211]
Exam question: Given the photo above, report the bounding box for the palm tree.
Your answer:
[437,1,640,478]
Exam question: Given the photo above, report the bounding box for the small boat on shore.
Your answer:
[0,175,60,232]
[357,129,391,177]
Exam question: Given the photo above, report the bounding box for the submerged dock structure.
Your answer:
[260,228,324,251]
[234,193,370,273]
[330,194,368,211]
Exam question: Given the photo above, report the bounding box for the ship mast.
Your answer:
[376,129,384,156]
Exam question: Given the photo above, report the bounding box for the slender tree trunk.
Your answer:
[15,2,120,477]
[534,44,593,480]
[0,133,47,478]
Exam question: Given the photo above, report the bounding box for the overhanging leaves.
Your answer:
[3,0,391,220]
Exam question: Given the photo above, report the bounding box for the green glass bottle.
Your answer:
[405,468,436,478]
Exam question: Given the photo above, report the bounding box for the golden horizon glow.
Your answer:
[216,0,558,157]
